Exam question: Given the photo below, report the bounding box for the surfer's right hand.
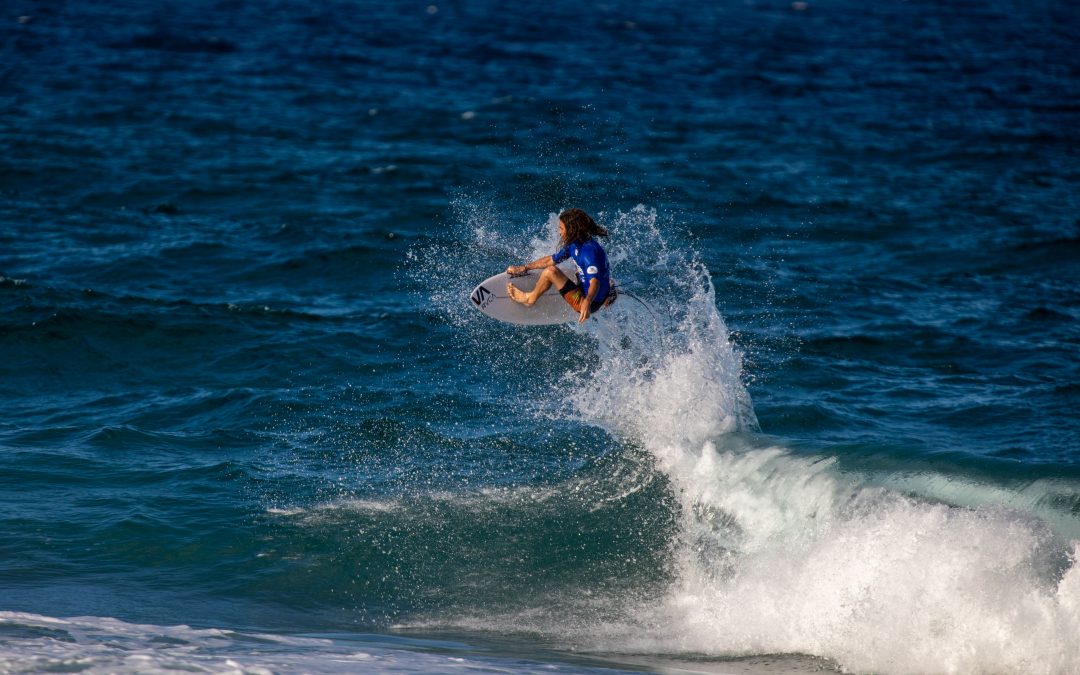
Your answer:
[507,265,526,275]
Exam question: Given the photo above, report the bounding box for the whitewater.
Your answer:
[415,206,1080,674]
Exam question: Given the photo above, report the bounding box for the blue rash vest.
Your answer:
[553,238,611,306]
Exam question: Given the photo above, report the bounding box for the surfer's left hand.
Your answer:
[578,305,591,323]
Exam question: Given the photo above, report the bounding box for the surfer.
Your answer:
[506,208,613,324]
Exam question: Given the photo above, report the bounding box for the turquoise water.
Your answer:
[2,0,1079,672]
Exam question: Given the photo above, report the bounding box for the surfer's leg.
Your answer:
[507,265,570,306]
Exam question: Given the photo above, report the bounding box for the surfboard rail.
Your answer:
[470,263,612,325]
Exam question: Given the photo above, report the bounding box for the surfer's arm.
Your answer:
[507,255,553,275]
[579,278,599,323]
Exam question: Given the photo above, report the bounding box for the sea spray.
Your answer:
[413,197,570,329]
[570,235,1080,671]
[554,207,1080,672]
[574,205,758,440]
[415,203,1080,673]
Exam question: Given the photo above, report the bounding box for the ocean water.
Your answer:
[2,0,1079,673]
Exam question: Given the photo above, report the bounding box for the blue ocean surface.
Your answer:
[2,0,1079,672]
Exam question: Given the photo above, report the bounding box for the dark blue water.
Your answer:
[3,0,1079,672]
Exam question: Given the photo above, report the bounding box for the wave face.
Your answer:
[3,0,1080,672]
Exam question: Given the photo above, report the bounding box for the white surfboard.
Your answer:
[469,262,583,325]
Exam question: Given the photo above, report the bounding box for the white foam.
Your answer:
[415,202,1080,672]
[574,206,757,444]
[0,612,615,675]
[267,476,661,524]
[603,443,1080,673]
[554,205,1080,672]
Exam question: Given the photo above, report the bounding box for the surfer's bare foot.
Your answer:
[507,282,533,305]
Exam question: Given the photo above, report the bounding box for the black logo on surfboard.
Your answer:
[471,285,493,307]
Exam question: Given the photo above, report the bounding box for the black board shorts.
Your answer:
[558,279,615,314]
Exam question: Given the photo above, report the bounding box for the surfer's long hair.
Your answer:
[559,208,608,246]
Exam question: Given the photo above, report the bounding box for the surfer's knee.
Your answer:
[541,265,563,282]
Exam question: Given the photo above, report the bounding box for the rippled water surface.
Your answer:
[2,0,1079,672]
